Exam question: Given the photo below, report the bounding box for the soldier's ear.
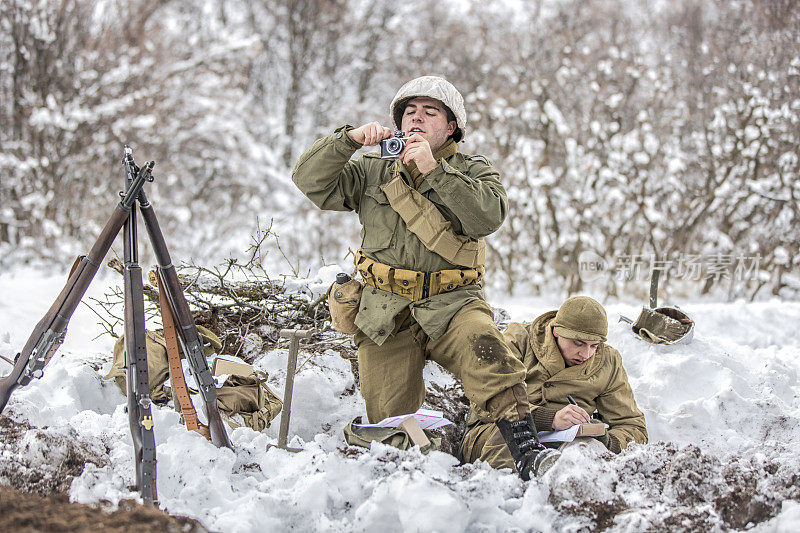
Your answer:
[447,120,456,136]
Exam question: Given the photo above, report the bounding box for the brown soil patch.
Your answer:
[0,485,207,533]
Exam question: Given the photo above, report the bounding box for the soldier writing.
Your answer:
[292,76,559,478]
[460,296,648,469]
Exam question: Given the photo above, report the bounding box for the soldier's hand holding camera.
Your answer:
[348,122,392,146]
[401,133,438,175]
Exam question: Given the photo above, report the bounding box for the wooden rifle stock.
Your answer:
[0,165,153,414]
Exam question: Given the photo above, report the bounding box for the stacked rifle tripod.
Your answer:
[0,147,233,505]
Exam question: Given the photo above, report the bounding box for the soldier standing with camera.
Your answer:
[291,76,559,479]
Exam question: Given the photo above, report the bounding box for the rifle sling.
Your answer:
[156,277,211,441]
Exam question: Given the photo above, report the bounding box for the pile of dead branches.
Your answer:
[84,215,354,364]
[88,254,339,363]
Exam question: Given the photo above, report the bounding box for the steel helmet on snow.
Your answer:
[390,76,467,142]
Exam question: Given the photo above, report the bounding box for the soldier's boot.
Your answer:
[496,413,560,480]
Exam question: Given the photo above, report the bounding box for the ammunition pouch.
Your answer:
[355,249,484,302]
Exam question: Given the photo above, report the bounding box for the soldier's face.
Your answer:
[554,335,601,366]
[401,97,457,153]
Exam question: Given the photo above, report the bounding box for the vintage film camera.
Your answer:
[380,131,410,159]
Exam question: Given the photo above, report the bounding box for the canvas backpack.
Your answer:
[215,372,283,431]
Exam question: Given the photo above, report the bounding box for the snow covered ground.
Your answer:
[1,267,799,532]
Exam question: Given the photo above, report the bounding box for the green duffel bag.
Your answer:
[216,373,283,432]
[104,330,172,403]
[343,416,441,454]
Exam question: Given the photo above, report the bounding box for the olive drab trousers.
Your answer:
[354,299,529,424]
[458,421,515,470]
[459,422,606,470]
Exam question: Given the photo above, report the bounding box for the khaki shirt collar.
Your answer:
[398,139,459,189]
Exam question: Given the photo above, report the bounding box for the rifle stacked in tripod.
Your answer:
[0,146,233,506]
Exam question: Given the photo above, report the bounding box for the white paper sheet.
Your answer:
[354,408,454,430]
[537,424,581,443]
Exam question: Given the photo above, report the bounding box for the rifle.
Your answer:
[0,161,153,412]
[122,149,158,504]
[0,147,233,505]
[136,182,232,449]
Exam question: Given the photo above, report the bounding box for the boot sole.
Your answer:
[534,449,560,477]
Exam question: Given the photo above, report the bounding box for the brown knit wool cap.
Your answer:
[552,296,608,342]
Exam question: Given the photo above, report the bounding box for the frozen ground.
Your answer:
[1,267,799,532]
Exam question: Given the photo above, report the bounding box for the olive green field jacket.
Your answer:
[291,125,508,345]
[506,311,648,451]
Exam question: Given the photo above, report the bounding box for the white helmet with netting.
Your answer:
[389,76,467,142]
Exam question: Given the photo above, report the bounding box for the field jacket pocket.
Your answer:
[359,186,397,252]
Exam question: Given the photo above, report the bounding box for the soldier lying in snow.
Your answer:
[460,296,648,471]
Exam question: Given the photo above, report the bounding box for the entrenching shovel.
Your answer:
[267,328,315,453]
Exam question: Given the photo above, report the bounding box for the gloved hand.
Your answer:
[593,430,621,453]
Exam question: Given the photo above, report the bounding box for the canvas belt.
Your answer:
[152,271,211,441]
[379,171,485,269]
[355,249,484,302]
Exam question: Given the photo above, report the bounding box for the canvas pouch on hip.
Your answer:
[326,277,364,334]
[343,416,440,454]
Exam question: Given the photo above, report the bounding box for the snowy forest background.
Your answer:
[1,0,798,302]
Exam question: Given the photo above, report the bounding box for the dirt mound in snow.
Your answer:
[0,416,205,532]
[0,416,106,496]
[0,485,207,532]
[549,441,800,531]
